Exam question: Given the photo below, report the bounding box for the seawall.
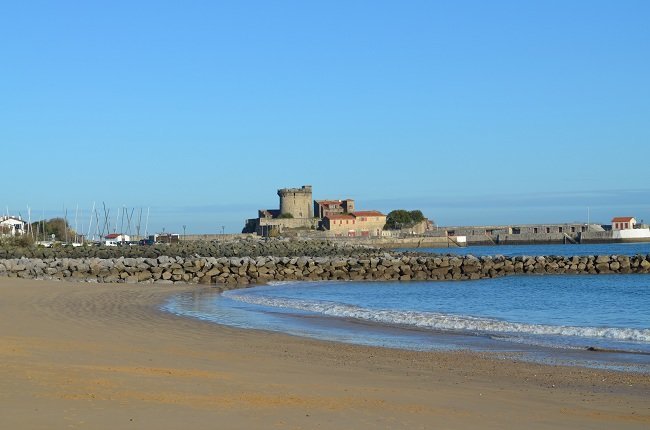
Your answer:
[1,254,649,286]
[336,236,467,249]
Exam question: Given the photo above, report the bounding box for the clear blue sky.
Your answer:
[2,1,649,234]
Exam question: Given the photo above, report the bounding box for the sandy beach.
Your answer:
[0,277,648,429]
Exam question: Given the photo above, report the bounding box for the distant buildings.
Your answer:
[104,233,130,246]
[611,217,636,230]
[151,233,180,244]
[322,211,387,237]
[314,199,355,219]
[244,185,386,237]
[0,216,27,236]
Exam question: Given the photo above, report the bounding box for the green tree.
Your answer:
[31,218,77,241]
[384,210,426,230]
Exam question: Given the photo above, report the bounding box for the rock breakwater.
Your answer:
[1,254,649,286]
[0,239,378,260]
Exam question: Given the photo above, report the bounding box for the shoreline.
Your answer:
[1,277,649,429]
[175,277,650,373]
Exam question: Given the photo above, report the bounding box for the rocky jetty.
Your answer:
[1,254,648,286]
[0,239,379,260]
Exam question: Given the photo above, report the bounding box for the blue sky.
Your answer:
[1,1,649,234]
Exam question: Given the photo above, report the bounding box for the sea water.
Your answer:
[163,273,650,372]
[404,241,650,257]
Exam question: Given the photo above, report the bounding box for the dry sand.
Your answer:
[0,277,648,429]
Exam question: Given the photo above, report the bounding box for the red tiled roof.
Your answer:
[105,233,124,239]
[352,211,385,217]
[325,214,355,220]
[611,217,635,223]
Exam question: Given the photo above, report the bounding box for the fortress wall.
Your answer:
[258,218,319,229]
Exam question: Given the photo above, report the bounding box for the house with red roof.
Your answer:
[611,217,636,230]
[323,211,386,237]
[104,233,130,246]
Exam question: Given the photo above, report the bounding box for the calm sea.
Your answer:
[163,243,650,372]
[404,241,650,257]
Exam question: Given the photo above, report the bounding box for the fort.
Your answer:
[243,185,387,238]
[278,185,313,219]
[242,185,650,247]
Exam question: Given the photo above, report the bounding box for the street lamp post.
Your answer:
[182,225,186,241]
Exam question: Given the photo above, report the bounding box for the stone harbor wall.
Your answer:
[0,239,379,260]
[1,254,649,286]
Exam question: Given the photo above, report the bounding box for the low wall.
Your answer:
[579,231,613,243]
[331,236,466,249]
[613,229,650,240]
[183,234,256,241]
[580,230,650,244]
[496,233,568,244]
[1,254,648,286]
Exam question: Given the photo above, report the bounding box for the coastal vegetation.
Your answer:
[0,232,34,247]
[384,210,425,230]
[30,218,78,241]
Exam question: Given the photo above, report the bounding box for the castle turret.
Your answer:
[278,185,313,219]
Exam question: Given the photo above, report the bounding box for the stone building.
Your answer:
[314,199,355,219]
[514,224,591,235]
[278,185,313,218]
[244,185,386,237]
[322,211,387,237]
[244,185,318,235]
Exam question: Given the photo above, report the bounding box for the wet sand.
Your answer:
[0,277,648,429]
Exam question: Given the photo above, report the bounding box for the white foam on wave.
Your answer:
[222,291,650,343]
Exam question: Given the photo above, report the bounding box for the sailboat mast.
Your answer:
[87,202,95,239]
[144,207,150,238]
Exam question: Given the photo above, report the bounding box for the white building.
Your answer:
[104,233,130,246]
[0,216,28,236]
[611,217,636,230]
[610,216,650,241]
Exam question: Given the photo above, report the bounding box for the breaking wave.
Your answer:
[222,291,650,343]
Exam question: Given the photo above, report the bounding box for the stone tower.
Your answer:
[278,185,313,219]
